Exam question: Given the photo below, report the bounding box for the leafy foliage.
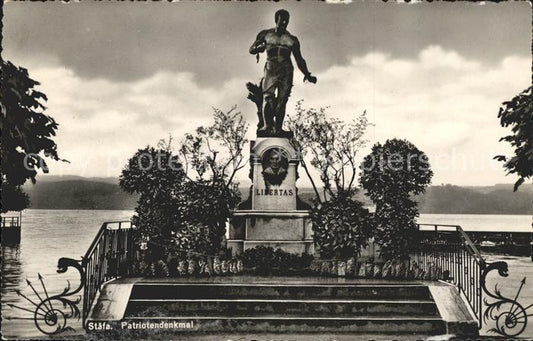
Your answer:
[242,245,277,274]
[371,198,419,260]
[120,146,184,197]
[360,139,433,260]
[242,246,314,275]
[285,101,371,201]
[170,179,240,257]
[494,86,532,191]
[0,185,29,212]
[311,196,373,259]
[120,108,247,261]
[360,139,433,201]
[286,101,373,259]
[120,147,185,259]
[179,106,248,186]
[1,60,65,212]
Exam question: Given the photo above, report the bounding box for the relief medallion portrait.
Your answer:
[261,147,289,187]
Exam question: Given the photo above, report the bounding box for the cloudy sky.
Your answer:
[3,1,531,186]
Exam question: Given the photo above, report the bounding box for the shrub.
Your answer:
[242,245,276,274]
[171,179,240,258]
[360,139,433,260]
[311,196,373,259]
[242,246,313,275]
[120,149,241,261]
[120,108,248,266]
[120,147,185,260]
[372,198,419,259]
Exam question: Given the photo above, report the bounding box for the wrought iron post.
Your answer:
[481,261,531,337]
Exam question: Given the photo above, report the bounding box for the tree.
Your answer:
[1,60,65,212]
[120,145,185,259]
[494,86,533,192]
[285,101,373,258]
[178,106,248,189]
[360,139,433,260]
[120,107,248,260]
[285,101,371,202]
[173,107,248,256]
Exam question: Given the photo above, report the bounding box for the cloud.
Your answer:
[419,45,481,71]
[291,45,531,185]
[26,45,530,185]
[27,63,257,178]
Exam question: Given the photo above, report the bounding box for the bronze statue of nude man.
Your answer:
[249,9,317,136]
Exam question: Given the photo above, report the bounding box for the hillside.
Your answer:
[23,180,138,210]
[416,184,531,215]
[20,178,531,215]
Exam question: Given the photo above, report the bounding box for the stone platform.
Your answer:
[88,276,478,338]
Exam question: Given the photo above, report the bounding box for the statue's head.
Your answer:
[275,9,290,33]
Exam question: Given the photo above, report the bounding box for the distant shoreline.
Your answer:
[19,178,532,215]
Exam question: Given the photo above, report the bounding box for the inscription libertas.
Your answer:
[256,188,294,196]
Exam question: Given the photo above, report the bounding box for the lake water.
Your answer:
[1,209,133,339]
[418,213,532,232]
[1,209,532,339]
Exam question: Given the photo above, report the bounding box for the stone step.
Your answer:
[129,283,432,300]
[115,316,447,334]
[124,298,439,317]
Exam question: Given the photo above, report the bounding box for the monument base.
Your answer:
[227,136,314,256]
[228,210,314,256]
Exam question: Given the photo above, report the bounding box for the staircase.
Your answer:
[120,280,447,335]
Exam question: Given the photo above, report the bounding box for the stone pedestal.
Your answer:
[228,137,314,255]
[251,137,298,210]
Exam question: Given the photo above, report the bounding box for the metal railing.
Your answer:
[1,215,21,228]
[81,221,134,324]
[414,224,486,327]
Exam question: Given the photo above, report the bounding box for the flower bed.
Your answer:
[130,252,446,281]
[309,257,446,280]
[132,256,245,277]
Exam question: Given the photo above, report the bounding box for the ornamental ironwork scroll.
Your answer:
[8,257,85,336]
[481,261,533,337]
